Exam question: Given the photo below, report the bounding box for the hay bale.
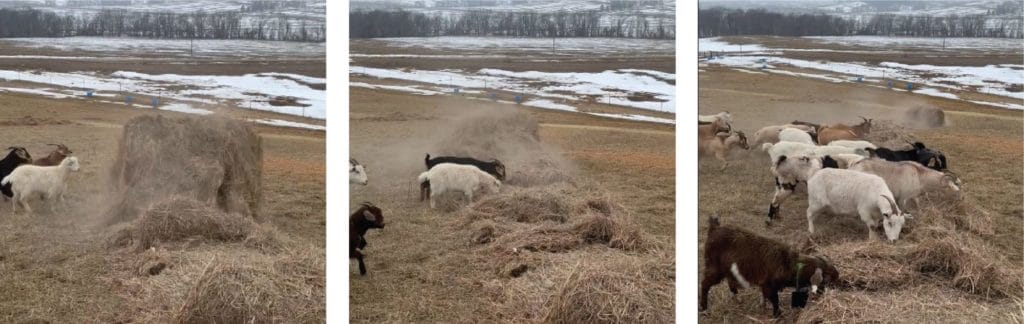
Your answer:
[131,197,261,250]
[174,256,323,324]
[904,106,945,128]
[108,115,262,224]
[864,120,917,149]
[431,109,575,187]
[542,257,674,324]
[464,185,576,224]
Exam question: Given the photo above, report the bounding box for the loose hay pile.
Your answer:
[107,115,262,223]
[174,252,324,324]
[542,256,675,324]
[110,197,278,251]
[904,106,946,129]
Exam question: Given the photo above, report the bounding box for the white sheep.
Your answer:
[350,158,368,185]
[778,128,816,145]
[417,163,501,209]
[1,156,80,214]
[827,140,877,151]
[806,168,912,242]
[698,111,733,125]
[848,158,961,209]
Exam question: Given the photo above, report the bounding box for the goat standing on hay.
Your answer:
[33,144,72,166]
[700,216,839,318]
[848,158,962,209]
[806,168,912,242]
[422,154,505,202]
[418,163,501,209]
[351,202,384,276]
[2,156,80,214]
[0,147,32,201]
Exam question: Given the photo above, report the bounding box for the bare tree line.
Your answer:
[699,8,1023,38]
[0,8,325,41]
[350,10,674,39]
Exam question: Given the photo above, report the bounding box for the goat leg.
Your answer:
[764,288,782,318]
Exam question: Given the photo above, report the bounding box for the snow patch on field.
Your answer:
[913,88,959,100]
[251,118,326,131]
[0,70,325,119]
[522,99,576,112]
[805,36,1023,51]
[698,37,767,52]
[159,103,214,115]
[350,66,675,112]
[0,87,72,99]
[349,82,444,96]
[589,112,675,124]
[2,37,325,58]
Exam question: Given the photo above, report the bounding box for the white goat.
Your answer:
[806,168,912,242]
[762,141,867,165]
[827,140,877,151]
[848,158,962,209]
[778,128,816,145]
[765,154,838,225]
[350,158,368,185]
[417,163,501,209]
[751,124,817,146]
[699,111,733,125]
[1,156,80,214]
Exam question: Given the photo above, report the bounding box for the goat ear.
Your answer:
[362,210,376,222]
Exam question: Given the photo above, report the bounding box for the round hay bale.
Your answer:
[108,115,262,224]
[864,120,917,149]
[131,197,259,250]
[904,106,945,128]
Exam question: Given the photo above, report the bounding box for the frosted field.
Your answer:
[0,69,326,119]
[1,37,325,58]
[700,37,1024,109]
[373,37,675,56]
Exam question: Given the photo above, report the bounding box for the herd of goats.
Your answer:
[348,154,506,276]
[0,144,78,214]
[697,111,962,318]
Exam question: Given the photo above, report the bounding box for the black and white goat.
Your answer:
[422,154,505,201]
[0,146,32,200]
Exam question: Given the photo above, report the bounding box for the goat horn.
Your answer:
[881,195,900,214]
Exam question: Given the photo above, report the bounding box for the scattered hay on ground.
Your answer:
[797,285,1020,323]
[174,253,324,324]
[107,114,262,224]
[542,256,674,324]
[908,234,1023,299]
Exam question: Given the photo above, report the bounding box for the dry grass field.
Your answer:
[348,87,675,322]
[0,89,325,321]
[697,63,1023,322]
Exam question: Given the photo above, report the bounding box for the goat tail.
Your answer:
[417,171,430,186]
[0,174,10,186]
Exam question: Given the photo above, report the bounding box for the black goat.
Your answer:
[421,154,506,201]
[866,142,947,171]
[351,202,385,276]
[1,147,32,198]
[700,216,839,318]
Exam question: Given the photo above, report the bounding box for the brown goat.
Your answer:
[33,144,72,166]
[700,216,839,318]
[698,119,731,139]
[351,202,385,276]
[817,117,872,145]
[698,130,749,167]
